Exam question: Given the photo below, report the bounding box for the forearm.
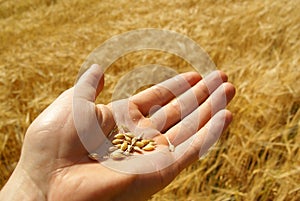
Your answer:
[0,164,45,201]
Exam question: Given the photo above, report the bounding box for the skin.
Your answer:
[0,64,235,201]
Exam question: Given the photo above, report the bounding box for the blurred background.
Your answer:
[0,0,299,200]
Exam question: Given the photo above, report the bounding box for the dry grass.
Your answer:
[1,0,300,200]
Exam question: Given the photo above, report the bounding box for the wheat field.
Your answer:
[0,0,300,200]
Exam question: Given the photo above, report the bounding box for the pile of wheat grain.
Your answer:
[1,0,299,200]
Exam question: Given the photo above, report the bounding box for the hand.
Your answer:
[0,64,235,201]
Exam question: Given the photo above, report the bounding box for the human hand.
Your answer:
[0,64,235,201]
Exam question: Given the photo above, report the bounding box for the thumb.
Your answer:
[73,64,111,154]
[75,64,104,101]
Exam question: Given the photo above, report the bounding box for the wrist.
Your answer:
[0,163,46,201]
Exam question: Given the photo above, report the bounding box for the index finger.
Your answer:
[130,72,202,116]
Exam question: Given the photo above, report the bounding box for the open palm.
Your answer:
[6,64,235,201]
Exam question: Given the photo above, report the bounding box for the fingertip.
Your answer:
[224,109,233,125]
[86,64,105,96]
[209,109,233,134]
[181,71,202,85]
[224,82,236,103]
[216,70,228,82]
